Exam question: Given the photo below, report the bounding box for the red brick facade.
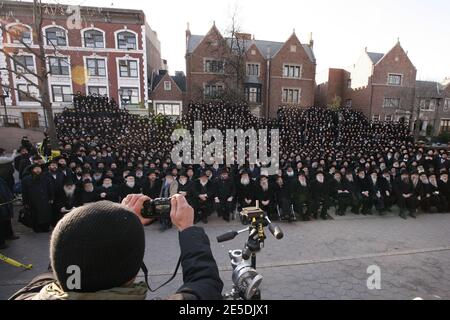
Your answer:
[316,42,417,122]
[186,24,316,118]
[0,1,162,127]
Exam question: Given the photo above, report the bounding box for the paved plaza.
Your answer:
[1,206,450,300]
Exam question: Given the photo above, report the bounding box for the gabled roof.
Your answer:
[152,73,186,92]
[366,52,384,64]
[186,34,316,63]
[416,80,444,98]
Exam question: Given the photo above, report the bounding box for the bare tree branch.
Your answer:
[0,82,42,104]
[0,67,40,89]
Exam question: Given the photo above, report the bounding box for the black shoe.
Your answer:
[302,215,311,221]
[409,212,417,219]
[202,218,208,224]
[0,243,8,250]
[7,235,20,241]
[399,212,407,220]
[223,216,230,222]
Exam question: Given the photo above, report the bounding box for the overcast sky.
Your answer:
[33,0,450,82]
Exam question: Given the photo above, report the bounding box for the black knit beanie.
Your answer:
[50,201,145,292]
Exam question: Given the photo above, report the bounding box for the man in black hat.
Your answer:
[193,171,214,224]
[142,170,162,199]
[396,170,416,219]
[291,171,312,220]
[77,179,98,206]
[98,177,120,203]
[213,168,236,222]
[236,170,256,224]
[177,170,194,207]
[255,175,275,220]
[310,171,333,220]
[356,168,372,215]
[54,178,78,225]
[22,164,54,233]
[120,174,141,201]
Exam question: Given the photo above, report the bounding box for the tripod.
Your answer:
[217,206,283,300]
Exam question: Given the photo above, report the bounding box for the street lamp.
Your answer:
[0,87,10,126]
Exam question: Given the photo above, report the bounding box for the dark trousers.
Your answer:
[0,219,14,246]
[277,198,293,220]
[310,198,331,218]
[294,200,311,218]
[215,200,234,220]
[337,194,359,214]
[421,195,448,212]
[195,202,212,223]
[398,196,417,214]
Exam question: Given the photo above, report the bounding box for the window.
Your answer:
[117,32,137,50]
[283,65,301,78]
[245,86,261,103]
[247,63,260,76]
[14,55,35,73]
[155,103,181,116]
[119,60,138,78]
[86,58,106,77]
[430,99,437,111]
[419,99,436,111]
[204,84,224,98]
[385,115,393,121]
[84,30,104,48]
[444,99,450,112]
[9,25,32,44]
[345,99,352,108]
[282,88,300,103]
[290,45,297,52]
[387,74,402,86]
[372,115,380,122]
[17,84,34,102]
[45,27,67,46]
[52,85,72,102]
[441,119,450,133]
[383,98,400,108]
[347,79,352,88]
[164,81,172,91]
[49,57,70,76]
[119,87,139,105]
[204,59,224,73]
[88,86,108,96]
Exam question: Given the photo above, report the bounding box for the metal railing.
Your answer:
[0,115,21,127]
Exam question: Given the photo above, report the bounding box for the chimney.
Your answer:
[235,33,252,41]
[185,22,191,51]
[308,32,314,48]
[266,46,271,59]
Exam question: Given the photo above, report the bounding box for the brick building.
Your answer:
[185,24,316,118]
[316,41,417,123]
[0,1,162,128]
[150,70,186,117]
[415,80,450,135]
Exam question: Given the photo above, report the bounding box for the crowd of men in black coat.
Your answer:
[4,94,450,237]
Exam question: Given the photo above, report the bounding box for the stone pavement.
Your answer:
[1,208,450,300]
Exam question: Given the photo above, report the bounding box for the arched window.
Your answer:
[45,27,67,46]
[7,24,32,45]
[84,29,104,48]
[117,31,137,50]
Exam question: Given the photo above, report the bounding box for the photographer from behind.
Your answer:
[10,194,223,300]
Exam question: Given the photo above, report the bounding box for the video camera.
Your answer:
[141,198,171,219]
